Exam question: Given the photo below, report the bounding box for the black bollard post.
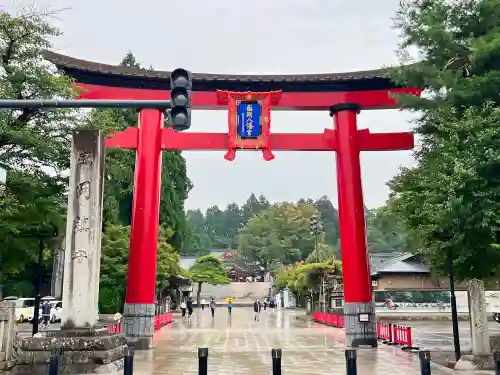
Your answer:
[345,348,357,375]
[419,350,431,375]
[198,347,208,375]
[494,352,500,375]
[272,348,282,375]
[123,346,135,375]
[48,347,63,375]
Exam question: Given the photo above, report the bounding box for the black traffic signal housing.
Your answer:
[169,68,192,131]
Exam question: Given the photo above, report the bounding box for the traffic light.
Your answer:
[169,68,192,131]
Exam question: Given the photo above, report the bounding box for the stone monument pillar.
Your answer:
[455,278,493,370]
[17,130,127,374]
[61,130,105,330]
[468,279,490,356]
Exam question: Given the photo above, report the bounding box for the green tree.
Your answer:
[183,209,211,256]
[238,202,317,268]
[188,254,230,304]
[87,52,192,250]
[241,193,269,222]
[388,0,500,280]
[222,202,243,248]
[0,10,75,298]
[204,205,228,249]
[366,205,412,254]
[313,196,340,247]
[275,260,342,295]
[100,224,183,313]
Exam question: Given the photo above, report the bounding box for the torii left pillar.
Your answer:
[331,103,377,348]
[123,109,164,349]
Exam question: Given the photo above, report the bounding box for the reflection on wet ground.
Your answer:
[396,320,500,351]
[147,308,458,375]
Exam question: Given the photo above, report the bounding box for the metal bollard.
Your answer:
[345,348,357,375]
[494,352,500,375]
[198,347,208,375]
[419,350,431,375]
[124,346,134,375]
[272,348,282,375]
[48,347,63,375]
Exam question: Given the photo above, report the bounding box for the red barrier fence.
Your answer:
[376,322,418,350]
[107,322,123,334]
[312,312,345,328]
[107,312,173,334]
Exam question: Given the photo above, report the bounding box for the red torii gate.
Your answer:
[102,90,416,349]
[44,49,420,348]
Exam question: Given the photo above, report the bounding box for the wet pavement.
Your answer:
[396,320,500,352]
[145,308,459,375]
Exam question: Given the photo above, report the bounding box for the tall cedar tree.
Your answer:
[388,0,500,280]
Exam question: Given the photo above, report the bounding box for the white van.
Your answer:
[4,297,35,322]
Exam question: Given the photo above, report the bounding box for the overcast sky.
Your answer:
[6,0,417,212]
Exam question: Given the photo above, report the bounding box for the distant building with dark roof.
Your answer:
[369,252,445,291]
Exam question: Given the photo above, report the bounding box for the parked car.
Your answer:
[3,297,35,323]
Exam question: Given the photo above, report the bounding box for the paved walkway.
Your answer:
[133,307,459,375]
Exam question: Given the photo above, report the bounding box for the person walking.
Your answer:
[227,299,233,316]
[41,301,51,327]
[210,298,216,318]
[253,298,262,321]
[201,298,206,311]
[180,299,187,318]
[187,297,194,319]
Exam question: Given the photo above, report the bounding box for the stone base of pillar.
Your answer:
[123,303,155,350]
[344,302,378,348]
[14,331,126,374]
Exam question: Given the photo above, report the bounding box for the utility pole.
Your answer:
[447,250,461,361]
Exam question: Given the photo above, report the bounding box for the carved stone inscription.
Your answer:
[62,130,105,330]
[76,181,90,200]
[76,152,93,165]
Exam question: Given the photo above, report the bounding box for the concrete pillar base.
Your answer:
[123,303,155,350]
[344,302,378,348]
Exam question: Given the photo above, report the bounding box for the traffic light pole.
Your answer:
[0,99,171,109]
[32,237,45,336]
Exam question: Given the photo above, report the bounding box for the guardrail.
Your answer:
[107,312,173,334]
[312,312,345,328]
[376,322,419,350]
[313,314,419,351]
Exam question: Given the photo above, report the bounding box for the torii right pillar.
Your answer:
[331,103,377,348]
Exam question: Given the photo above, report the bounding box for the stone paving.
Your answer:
[140,307,460,375]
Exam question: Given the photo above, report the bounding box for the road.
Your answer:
[394,320,500,351]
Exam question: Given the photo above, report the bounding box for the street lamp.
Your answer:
[310,215,324,311]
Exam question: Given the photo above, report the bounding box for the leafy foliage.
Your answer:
[0,10,76,298]
[238,202,317,268]
[388,0,500,280]
[99,224,183,313]
[188,254,230,304]
[275,260,342,295]
[184,194,408,259]
[86,53,192,250]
